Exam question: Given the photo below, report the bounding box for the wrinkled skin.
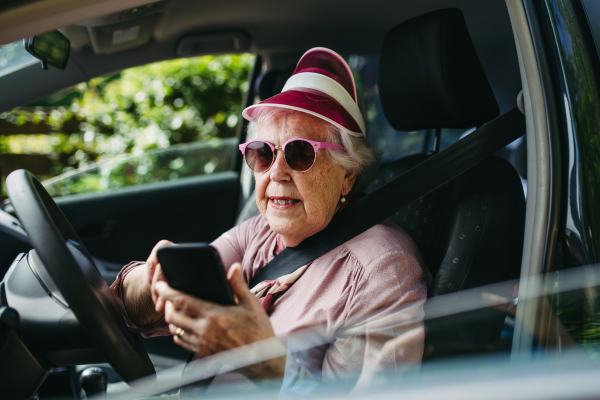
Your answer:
[156,263,287,379]
[124,111,356,380]
[254,111,357,247]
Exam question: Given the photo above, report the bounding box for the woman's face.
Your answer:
[254,112,356,247]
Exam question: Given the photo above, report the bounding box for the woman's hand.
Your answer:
[154,263,286,380]
[121,264,164,327]
[145,239,174,307]
[120,239,173,328]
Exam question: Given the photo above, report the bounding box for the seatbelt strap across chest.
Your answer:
[250,107,526,288]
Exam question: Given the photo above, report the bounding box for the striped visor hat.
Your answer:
[242,47,366,137]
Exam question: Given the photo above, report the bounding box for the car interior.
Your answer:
[0,0,540,398]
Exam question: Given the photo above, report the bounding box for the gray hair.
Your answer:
[246,108,378,195]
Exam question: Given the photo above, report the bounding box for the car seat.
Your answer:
[254,66,295,103]
[373,8,525,358]
[235,8,525,359]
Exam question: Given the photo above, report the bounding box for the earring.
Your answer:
[340,196,346,203]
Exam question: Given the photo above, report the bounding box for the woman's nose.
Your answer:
[269,149,291,181]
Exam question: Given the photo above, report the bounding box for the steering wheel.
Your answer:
[5,170,155,383]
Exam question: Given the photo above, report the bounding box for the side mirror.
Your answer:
[24,30,70,70]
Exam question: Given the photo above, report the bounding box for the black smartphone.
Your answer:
[157,243,235,306]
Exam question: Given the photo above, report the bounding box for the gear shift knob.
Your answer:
[80,367,108,397]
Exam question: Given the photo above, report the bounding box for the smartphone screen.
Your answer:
[157,243,235,306]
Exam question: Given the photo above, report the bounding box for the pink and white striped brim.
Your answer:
[242,47,366,137]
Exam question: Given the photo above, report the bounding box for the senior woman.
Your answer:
[111,48,429,389]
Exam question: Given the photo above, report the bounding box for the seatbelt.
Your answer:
[250,107,526,287]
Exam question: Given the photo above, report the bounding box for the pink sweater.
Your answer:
[111,214,429,383]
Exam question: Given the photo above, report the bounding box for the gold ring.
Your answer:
[175,327,185,338]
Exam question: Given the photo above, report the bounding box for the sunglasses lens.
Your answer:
[245,141,274,172]
[285,140,316,172]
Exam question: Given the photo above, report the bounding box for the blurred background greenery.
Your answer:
[0,53,254,199]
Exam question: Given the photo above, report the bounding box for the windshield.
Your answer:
[0,40,37,78]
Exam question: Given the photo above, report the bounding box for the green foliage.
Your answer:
[44,139,236,197]
[0,54,254,194]
[556,288,600,360]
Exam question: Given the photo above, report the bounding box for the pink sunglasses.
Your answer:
[239,138,345,172]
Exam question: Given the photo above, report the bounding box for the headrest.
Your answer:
[379,9,500,131]
[255,67,295,101]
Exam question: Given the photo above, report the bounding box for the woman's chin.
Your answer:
[266,213,303,236]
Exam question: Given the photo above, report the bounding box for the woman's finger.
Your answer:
[168,322,202,348]
[164,300,199,329]
[145,250,158,285]
[146,261,155,286]
[154,280,184,301]
[227,263,258,309]
[168,323,190,337]
[154,281,184,313]
[151,264,167,306]
[168,322,200,353]
[154,264,166,284]
[146,240,174,285]
[155,281,218,315]
[173,334,199,354]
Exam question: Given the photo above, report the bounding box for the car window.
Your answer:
[97,263,599,399]
[555,276,600,360]
[0,53,254,198]
[42,138,238,197]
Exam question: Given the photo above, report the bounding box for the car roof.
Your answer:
[0,0,521,113]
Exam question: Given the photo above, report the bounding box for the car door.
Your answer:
[1,50,257,283]
[50,150,241,281]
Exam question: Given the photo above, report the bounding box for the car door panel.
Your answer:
[54,171,240,267]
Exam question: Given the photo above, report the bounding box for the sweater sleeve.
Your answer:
[109,262,170,338]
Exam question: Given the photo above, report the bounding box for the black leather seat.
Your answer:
[371,8,525,358]
[254,66,295,102]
